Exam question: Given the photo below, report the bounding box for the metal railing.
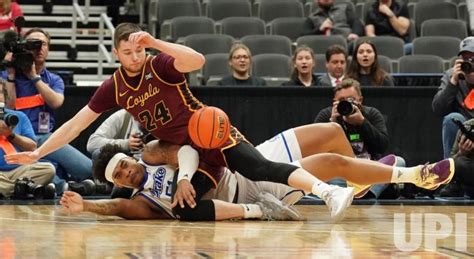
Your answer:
[71,0,90,50]
[98,13,115,77]
[71,0,115,78]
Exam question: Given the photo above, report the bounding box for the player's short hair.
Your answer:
[93,144,125,183]
[334,78,362,96]
[114,23,142,48]
[325,44,347,63]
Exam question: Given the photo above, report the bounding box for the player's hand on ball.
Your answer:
[172,179,196,209]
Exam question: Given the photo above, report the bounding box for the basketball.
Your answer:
[188,106,231,149]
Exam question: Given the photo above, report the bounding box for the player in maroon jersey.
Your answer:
[6,23,367,221]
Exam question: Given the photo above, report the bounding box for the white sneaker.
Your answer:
[256,192,304,221]
[320,186,354,222]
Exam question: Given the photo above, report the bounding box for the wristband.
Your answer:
[7,133,15,141]
[31,76,42,84]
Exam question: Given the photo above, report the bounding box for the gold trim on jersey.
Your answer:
[117,56,150,91]
[149,56,187,86]
[113,73,120,105]
[219,127,247,168]
[176,82,205,113]
[196,168,218,188]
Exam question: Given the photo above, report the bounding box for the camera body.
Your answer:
[1,30,43,71]
[460,60,474,74]
[0,102,18,127]
[452,118,474,141]
[458,59,474,81]
[337,97,357,116]
[13,177,45,199]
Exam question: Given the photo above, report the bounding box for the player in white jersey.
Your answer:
[60,148,303,221]
[61,123,455,222]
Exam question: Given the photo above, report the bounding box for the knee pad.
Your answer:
[172,200,215,221]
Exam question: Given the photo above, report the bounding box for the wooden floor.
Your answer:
[0,204,473,258]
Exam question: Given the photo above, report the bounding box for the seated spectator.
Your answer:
[302,0,364,43]
[346,40,394,87]
[439,118,474,198]
[314,78,404,198]
[217,43,266,86]
[87,109,144,161]
[432,36,474,159]
[282,45,319,87]
[0,81,55,199]
[0,0,22,33]
[364,0,411,54]
[1,28,93,194]
[318,44,347,87]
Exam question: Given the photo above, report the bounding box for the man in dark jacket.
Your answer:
[302,0,364,42]
[315,78,403,198]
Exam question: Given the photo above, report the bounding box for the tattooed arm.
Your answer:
[142,139,181,166]
[60,191,171,220]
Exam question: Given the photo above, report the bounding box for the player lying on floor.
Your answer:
[60,123,455,221]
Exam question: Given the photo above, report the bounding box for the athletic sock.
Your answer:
[391,166,420,183]
[311,181,334,198]
[241,204,263,219]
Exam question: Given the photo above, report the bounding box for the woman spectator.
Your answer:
[282,45,320,87]
[0,0,23,32]
[217,43,266,86]
[346,40,394,87]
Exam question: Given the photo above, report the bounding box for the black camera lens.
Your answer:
[4,113,18,127]
[460,61,472,74]
[337,100,355,116]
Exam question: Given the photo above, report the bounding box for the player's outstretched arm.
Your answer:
[61,191,169,220]
[128,31,205,73]
[5,106,101,165]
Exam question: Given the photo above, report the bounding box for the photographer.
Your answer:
[87,109,144,161]
[0,81,55,199]
[314,78,400,198]
[432,36,474,160]
[443,119,474,198]
[1,28,93,195]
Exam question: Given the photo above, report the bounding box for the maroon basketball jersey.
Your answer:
[112,55,246,168]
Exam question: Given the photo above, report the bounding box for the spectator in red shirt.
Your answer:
[0,0,23,32]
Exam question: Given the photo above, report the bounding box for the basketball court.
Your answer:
[0,199,473,258]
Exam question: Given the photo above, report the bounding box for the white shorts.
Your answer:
[255,128,303,163]
[236,128,305,205]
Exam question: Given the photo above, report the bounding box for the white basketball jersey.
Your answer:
[132,161,176,218]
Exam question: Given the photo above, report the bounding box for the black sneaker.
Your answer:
[43,183,56,199]
[95,181,113,195]
[439,181,464,197]
[68,179,96,196]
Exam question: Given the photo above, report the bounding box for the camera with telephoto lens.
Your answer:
[460,60,474,74]
[0,17,43,71]
[337,98,357,116]
[13,177,45,199]
[0,102,18,127]
[458,59,474,80]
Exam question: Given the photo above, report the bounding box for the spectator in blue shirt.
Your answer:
[0,81,55,198]
[2,28,93,194]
